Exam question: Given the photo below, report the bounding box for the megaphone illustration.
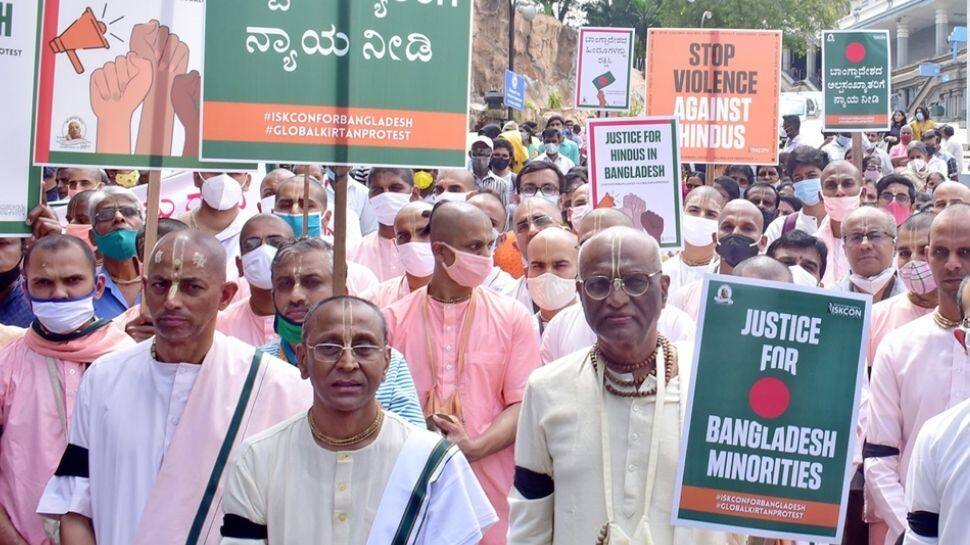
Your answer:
[49,7,110,74]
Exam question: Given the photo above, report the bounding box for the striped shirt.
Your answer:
[258,340,426,427]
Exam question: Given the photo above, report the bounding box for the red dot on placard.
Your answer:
[748,377,791,419]
[845,42,866,63]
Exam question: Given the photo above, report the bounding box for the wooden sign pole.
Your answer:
[138,169,162,316]
[333,176,348,296]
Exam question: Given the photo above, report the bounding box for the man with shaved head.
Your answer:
[931,180,970,213]
[468,191,520,297]
[433,169,477,203]
[526,227,579,331]
[510,227,737,545]
[219,295,496,544]
[347,168,415,281]
[216,214,296,346]
[663,186,726,291]
[510,197,564,310]
[0,235,132,544]
[360,201,434,308]
[732,255,793,283]
[576,207,633,244]
[39,230,312,545]
[385,201,541,545]
[836,206,905,303]
[669,199,768,320]
[257,167,295,212]
[272,176,375,293]
[866,204,970,545]
[64,167,107,199]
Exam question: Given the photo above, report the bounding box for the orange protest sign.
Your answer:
[646,29,781,166]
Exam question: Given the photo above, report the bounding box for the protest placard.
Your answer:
[672,276,869,542]
[646,29,780,165]
[199,1,473,168]
[32,0,250,170]
[574,27,635,111]
[822,30,891,131]
[0,0,41,235]
[587,117,682,249]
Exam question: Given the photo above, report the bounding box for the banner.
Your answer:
[672,276,869,542]
[199,1,473,168]
[32,0,249,170]
[822,30,891,131]
[587,117,682,249]
[0,0,41,235]
[504,69,526,111]
[574,27,634,111]
[645,28,780,165]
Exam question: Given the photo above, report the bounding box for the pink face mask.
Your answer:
[438,242,493,288]
[822,195,860,222]
[884,202,911,226]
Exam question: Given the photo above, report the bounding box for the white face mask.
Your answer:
[681,214,718,247]
[537,193,561,207]
[397,241,435,278]
[789,265,819,287]
[526,272,577,311]
[258,195,276,214]
[201,173,243,211]
[241,244,277,290]
[848,267,896,295]
[544,142,560,155]
[30,293,96,334]
[908,159,927,173]
[569,203,592,229]
[370,191,411,226]
[434,191,470,204]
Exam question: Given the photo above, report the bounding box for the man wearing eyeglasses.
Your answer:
[509,226,737,545]
[835,207,905,304]
[218,295,497,545]
[258,237,424,427]
[216,214,295,347]
[385,201,542,545]
[509,198,565,311]
[867,204,970,545]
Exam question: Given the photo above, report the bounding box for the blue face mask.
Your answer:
[793,178,822,206]
[836,135,851,148]
[275,211,322,238]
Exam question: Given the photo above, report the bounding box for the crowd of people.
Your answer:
[0,107,967,545]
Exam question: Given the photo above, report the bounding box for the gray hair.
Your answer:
[88,186,145,222]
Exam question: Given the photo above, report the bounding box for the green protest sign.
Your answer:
[673,276,869,542]
[822,30,891,131]
[200,0,472,168]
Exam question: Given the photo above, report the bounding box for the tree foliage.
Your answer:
[532,0,582,23]
[580,0,848,55]
[654,0,849,54]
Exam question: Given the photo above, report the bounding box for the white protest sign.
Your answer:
[574,27,635,111]
[587,117,683,249]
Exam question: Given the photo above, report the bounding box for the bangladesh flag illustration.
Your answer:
[593,71,616,90]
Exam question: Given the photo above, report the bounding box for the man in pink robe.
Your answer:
[347,168,415,282]
[385,202,541,545]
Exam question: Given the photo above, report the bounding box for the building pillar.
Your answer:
[782,48,791,73]
[935,8,949,56]
[896,18,909,68]
[806,46,817,82]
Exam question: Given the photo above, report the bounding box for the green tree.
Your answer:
[654,0,848,54]
[585,0,660,61]
[532,0,581,23]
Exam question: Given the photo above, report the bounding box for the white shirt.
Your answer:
[37,348,203,545]
[866,315,970,545]
[903,398,970,545]
[484,267,518,299]
[324,206,364,247]
[943,138,963,174]
[220,411,497,545]
[215,210,254,281]
[539,303,696,364]
[538,153,575,174]
[764,210,820,246]
[661,254,719,293]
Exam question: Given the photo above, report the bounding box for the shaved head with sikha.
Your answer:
[579,227,668,372]
[577,208,633,244]
[146,230,237,363]
[733,256,793,283]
